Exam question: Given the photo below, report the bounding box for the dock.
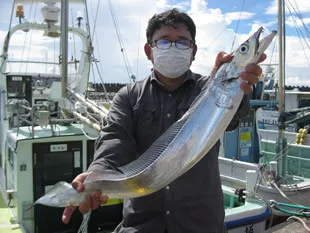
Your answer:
[265,216,310,233]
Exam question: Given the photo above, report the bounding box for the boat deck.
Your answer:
[265,217,310,233]
[0,192,22,233]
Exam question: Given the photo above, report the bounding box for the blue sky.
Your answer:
[0,0,309,86]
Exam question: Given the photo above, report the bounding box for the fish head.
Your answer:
[225,27,277,79]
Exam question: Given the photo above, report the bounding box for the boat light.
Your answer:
[16,4,24,18]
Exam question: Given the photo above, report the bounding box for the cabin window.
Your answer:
[298,98,310,108]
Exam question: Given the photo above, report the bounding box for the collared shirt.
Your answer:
[89,70,249,233]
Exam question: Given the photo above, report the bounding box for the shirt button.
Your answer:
[165,186,170,190]
[168,93,172,97]
[166,210,170,215]
[167,113,171,118]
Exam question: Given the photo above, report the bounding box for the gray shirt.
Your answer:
[88,70,249,233]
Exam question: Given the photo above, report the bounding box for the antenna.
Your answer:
[76,10,84,28]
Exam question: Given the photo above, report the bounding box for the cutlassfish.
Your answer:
[34,27,276,208]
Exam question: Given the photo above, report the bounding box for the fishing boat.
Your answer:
[0,1,123,232]
[219,0,310,218]
[0,1,272,232]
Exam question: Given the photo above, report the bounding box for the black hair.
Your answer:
[146,8,196,44]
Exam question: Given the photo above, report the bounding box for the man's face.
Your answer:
[144,24,197,63]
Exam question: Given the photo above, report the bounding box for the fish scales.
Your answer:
[34,27,277,207]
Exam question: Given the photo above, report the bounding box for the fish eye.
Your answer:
[239,44,249,54]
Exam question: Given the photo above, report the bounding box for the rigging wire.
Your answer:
[230,0,246,52]
[70,9,77,63]
[292,0,310,37]
[87,0,111,102]
[107,0,135,83]
[83,0,92,40]
[91,0,101,43]
[25,0,39,73]
[197,27,227,59]
[286,0,310,51]
[19,0,35,73]
[285,0,310,66]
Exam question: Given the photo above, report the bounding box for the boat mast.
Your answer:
[61,0,69,98]
[277,0,287,178]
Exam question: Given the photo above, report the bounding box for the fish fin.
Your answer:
[84,169,106,182]
[85,166,124,182]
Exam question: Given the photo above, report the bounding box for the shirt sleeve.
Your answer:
[226,94,250,131]
[87,86,137,172]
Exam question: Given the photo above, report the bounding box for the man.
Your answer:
[62,8,265,233]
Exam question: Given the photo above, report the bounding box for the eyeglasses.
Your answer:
[151,39,194,50]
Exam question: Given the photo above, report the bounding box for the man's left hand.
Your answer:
[240,54,267,94]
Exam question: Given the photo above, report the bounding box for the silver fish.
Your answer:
[35,27,276,207]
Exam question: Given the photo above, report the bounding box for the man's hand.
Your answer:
[240,54,266,94]
[212,51,267,95]
[62,172,109,224]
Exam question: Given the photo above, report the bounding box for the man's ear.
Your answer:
[192,43,198,61]
[144,43,152,60]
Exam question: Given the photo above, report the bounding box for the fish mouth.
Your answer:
[255,27,277,56]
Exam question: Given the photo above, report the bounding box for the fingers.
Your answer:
[240,61,264,94]
[240,71,259,85]
[79,195,92,214]
[62,172,90,224]
[79,192,109,214]
[91,192,109,210]
[72,172,90,192]
[240,82,253,95]
[244,63,262,76]
[215,51,234,67]
[257,53,267,64]
[62,206,76,224]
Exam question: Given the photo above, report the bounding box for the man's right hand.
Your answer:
[62,172,109,224]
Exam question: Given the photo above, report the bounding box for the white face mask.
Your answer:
[152,46,193,79]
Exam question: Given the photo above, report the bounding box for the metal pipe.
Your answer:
[72,111,101,131]
[61,0,69,98]
[278,0,285,137]
[277,0,287,178]
[67,89,108,120]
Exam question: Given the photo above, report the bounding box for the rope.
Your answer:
[272,182,301,206]
[270,200,310,217]
[230,0,246,52]
[287,216,310,232]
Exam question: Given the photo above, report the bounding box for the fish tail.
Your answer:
[34,181,82,207]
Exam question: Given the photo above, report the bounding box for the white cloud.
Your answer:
[225,12,255,21]
[286,16,310,27]
[265,0,310,15]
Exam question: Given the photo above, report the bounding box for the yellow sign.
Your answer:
[240,132,251,142]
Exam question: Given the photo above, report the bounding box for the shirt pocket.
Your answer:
[133,103,161,151]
